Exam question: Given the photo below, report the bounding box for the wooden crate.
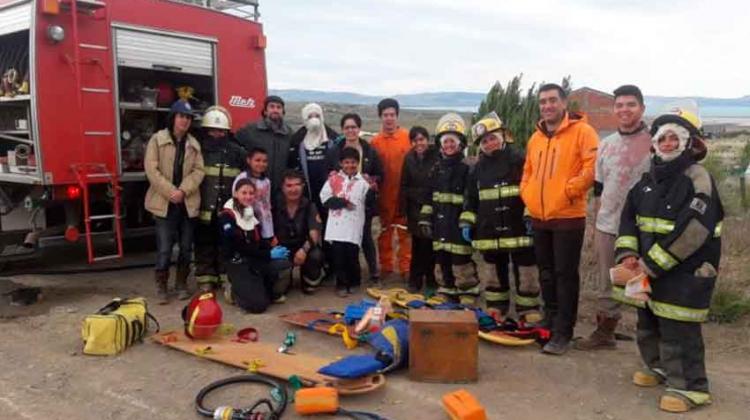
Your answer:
[408,309,478,383]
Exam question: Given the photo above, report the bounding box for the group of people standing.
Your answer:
[143,82,723,413]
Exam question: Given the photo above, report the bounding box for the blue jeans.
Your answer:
[154,204,195,271]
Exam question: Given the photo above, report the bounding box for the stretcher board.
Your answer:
[278,310,359,338]
[152,330,385,395]
[366,287,537,347]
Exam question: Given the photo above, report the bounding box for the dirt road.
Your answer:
[1,265,749,420]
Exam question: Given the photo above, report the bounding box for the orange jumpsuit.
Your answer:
[372,127,412,274]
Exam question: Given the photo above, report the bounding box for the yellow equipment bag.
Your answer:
[81,297,159,356]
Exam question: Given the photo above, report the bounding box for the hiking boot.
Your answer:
[542,335,570,355]
[633,370,664,387]
[575,312,618,351]
[336,288,349,298]
[659,391,711,413]
[175,265,192,301]
[154,270,170,305]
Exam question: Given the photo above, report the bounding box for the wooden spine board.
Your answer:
[152,330,385,395]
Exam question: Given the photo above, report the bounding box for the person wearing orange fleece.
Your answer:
[520,83,599,355]
[371,98,412,282]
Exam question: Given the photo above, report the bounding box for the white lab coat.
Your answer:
[320,171,370,246]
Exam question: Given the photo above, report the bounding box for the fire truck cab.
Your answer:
[0,0,267,266]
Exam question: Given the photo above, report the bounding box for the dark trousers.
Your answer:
[154,204,194,271]
[534,227,584,340]
[332,241,361,291]
[194,219,225,285]
[361,214,379,279]
[637,307,709,392]
[409,236,436,290]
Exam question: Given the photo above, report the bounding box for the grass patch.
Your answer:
[709,288,750,324]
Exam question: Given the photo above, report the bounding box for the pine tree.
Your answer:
[473,75,572,151]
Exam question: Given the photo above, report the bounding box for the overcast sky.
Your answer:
[259,0,747,98]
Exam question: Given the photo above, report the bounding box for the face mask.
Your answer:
[305,117,322,131]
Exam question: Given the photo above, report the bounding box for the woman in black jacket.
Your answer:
[399,126,440,293]
[220,178,290,313]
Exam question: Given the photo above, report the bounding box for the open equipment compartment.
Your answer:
[112,26,217,179]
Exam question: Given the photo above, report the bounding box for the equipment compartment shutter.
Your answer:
[0,1,32,36]
[115,29,214,76]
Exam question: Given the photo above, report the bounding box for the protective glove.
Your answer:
[324,197,348,210]
[418,222,433,239]
[270,246,290,260]
[461,226,472,243]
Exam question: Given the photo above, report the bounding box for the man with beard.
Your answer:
[236,95,292,196]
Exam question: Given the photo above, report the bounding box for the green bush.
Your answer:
[709,288,750,323]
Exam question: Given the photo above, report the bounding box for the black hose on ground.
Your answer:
[195,375,288,420]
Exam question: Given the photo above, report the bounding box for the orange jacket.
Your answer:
[371,127,411,220]
[520,112,599,221]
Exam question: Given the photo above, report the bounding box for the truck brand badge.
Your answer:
[229,96,256,109]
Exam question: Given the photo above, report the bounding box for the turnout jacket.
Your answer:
[615,153,723,322]
[460,147,532,252]
[419,153,472,255]
[198,135,246,223]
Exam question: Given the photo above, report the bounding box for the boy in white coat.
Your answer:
[320,147,371,296]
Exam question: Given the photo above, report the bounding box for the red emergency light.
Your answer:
[66,185,82,200]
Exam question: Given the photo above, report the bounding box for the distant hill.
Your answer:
[270,89,750,117]
[270,89,485,109]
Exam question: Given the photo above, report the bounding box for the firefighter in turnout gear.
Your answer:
[462,112,540,321]
[418,113,479,305]
[195,106,246,293]
[614,105,723,413]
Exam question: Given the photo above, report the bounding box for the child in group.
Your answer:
[418,113,478,305]
[220,178,290,313]
[234,147,274,240]
[320,147,371,297]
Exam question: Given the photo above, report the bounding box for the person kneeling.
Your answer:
[220,178,290,313]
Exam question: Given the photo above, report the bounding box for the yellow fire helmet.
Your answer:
[650,103,702,138]
[471,111,514,145]
[202,105,233,130]
[435,112,467,144]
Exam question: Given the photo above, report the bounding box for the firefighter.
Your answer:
[615,106,723,413]
[461,112,540,321]
[194,106,245,295]
[418,113,478,305]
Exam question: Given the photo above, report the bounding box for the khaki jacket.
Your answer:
[144,129,205,218]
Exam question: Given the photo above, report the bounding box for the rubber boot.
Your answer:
[175,265,192,301]
[575,312,618,350]
[155,270,170,305]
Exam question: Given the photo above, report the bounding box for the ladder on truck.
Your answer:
[66,0,124,263]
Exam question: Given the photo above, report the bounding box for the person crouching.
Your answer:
[219,178,291,313]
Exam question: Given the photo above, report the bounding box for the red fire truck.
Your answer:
[0,0,267,265]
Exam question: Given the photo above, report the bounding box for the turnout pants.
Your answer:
[194,219,226,287]
[435,251,478,305]
[482,249,539,315]
[332,241,361,291]
[637,307,709,395]
[409,236,436,291]
[534,227,585,340]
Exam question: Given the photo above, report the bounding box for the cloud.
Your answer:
[260,0,749,98]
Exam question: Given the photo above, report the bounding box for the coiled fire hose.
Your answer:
[195,375,288,420]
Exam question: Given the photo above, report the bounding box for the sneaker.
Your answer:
[541,335,571,355]
[273,294,287,304]
[336,289,349,298]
